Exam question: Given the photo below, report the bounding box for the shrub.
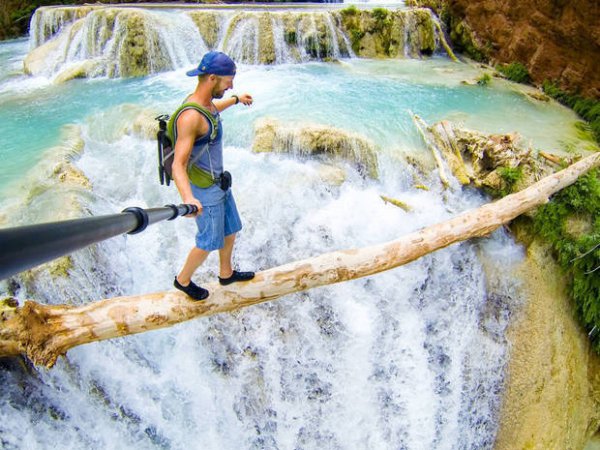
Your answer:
[497,62,531,84]
[531,169,600,352]
[497,166,523,196]
[476,73,492,86]
[542,81,600,142]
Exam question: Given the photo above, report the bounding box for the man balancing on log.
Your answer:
[170,51,255,300]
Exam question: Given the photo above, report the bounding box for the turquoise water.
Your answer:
[0,49,172,188]
[1,40,590,194]
[0,29,593,450]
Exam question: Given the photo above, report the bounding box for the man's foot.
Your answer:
[174,277,209,301]
[218,270,255,286]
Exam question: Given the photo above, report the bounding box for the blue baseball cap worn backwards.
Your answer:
[186,51,237,77]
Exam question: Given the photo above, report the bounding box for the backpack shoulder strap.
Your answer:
[166,102,219,146]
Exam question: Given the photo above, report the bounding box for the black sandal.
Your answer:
[174,277,209,301]
[218,270,255,286]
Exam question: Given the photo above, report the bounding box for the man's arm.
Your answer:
[214,93,253,112]
[172,110,209,216]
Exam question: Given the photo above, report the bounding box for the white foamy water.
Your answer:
[1,35,591,448]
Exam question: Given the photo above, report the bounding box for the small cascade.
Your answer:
[29,6,96,48]
[26,5,453,80]
[218,11,353,64]
[26,8,207,80]
[222,12,261,65]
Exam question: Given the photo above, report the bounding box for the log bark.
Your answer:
[1,152,599,368]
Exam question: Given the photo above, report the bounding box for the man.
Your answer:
[171,51,255,301]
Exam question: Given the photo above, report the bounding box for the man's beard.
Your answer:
[212,88,225,99]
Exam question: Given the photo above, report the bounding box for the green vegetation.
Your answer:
[404,0,449,23]
[1,0,54,39]
[497,62,531,84]
[530,169,600,352]
[339,6,395,56]
[496,166,523,196]
[340,5,359,17]
[371,7,390,26]
[339,6,363,54]
[447,18,488,62]
[543,81,600,142]
[476,72,492,86]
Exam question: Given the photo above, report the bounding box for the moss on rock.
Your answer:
[258,13,276,64]
[117,10,151,78]
[448,17,488,62]
[338,6,442,59]
[188,11,220,49]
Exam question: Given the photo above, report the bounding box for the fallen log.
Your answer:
[539,151,564,166]
[2,152,599,368]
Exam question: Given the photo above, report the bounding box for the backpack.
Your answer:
[156,102,219,186]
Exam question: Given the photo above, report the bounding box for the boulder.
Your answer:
[53,60,102,84]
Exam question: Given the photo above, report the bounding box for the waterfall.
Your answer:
[2,22,594,445]
[26,5,451,80]
[26,8,207,80]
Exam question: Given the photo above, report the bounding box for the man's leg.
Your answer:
[218,233,236,279]
[216,191,254,285]
[177,246,210,286]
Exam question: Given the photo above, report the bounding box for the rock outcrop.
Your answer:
[446,0,600,98]
[496,239,600,450]
[252,117,378,179]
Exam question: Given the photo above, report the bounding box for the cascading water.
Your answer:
[25,5,450,80]
[0,4,595,449]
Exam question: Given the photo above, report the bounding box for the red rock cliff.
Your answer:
[447,0,600,98]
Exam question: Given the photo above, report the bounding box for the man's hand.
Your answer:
[238,93,253,106]
[184,198,203,217]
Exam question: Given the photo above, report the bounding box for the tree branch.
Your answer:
[1,152,599,367]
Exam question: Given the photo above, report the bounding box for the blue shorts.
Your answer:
[190,183,242,251]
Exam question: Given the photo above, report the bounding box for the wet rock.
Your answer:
[495,240,600,450]
[317,164,347,186]
[54,60,102,84]
[188,11,220,48]
[24,20,85,76]
[252,117,379,179]
[337,7,446,59]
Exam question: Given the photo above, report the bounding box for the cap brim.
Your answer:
[186,68,203,77]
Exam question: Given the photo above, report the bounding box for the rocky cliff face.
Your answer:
[447,0,600,99]
[495,239,600,449]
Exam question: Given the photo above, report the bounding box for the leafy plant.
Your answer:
[497,166,523,196]
[543,81,600,142]
[531,169,600,352]
[476,73,492,86]
[497,62,531,84]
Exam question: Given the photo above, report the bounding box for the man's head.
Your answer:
[187,51,236,99]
